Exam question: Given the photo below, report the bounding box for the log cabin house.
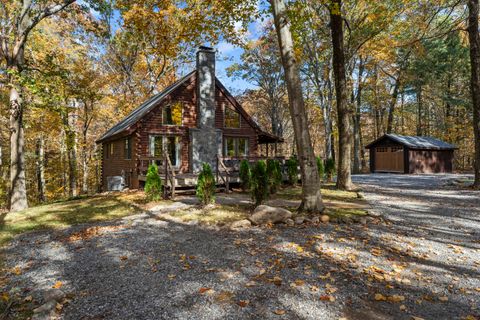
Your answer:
[366,134,457,174]
[96,47,283,191]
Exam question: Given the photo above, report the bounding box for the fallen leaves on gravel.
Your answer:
[65,225,125,242]
[199,287,213,294]
[320,295,335,302]
[52,281,63,289]
[237,300,249,307]
[273,309,286,315]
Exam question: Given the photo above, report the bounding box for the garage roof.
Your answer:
[366,134,457,150]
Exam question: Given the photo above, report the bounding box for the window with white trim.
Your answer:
[149,135,181,167]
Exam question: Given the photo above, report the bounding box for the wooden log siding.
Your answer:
[100,73,274,190]
[101,135,137,190]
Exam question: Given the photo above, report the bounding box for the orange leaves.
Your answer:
[199,287,213,294]
[320,295,336,302]
[237,300,249,307]
[52,281,63,289]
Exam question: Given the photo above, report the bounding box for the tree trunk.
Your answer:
[36,136,46,203]
[62,109,78,197]
[8,71,28,212]
[270,0,324,212]
[82,129,89,194]
[325,69,335,162]
[330,0,353,190]
[416,84,423,136]
[386,76,401,134]
[468,0,480,188]
[353,57,364,174]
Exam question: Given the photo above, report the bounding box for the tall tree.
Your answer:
[270,0,324,212]
[0,0,76,211]
[329,0,353,190]
[227,27,286,137]
[467,0,480,188]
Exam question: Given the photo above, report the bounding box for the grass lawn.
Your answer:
[0,184,368,247]
[0,192,148,247]
[274,183,368,218]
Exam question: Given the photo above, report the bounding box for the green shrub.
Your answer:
[285,157,298,185]
[266,159,282,194]
[196,163,216,205]
[325,158,336,182]
[239,159,251,191]
[250,160,269,206]
[145,163,163,201]
[316,156,325,180]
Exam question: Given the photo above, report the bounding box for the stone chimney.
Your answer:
[190,47,222,173]
[196,46,216,128]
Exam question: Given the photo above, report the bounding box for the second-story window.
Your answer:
[224,106,240,128]
[163,102,182,125]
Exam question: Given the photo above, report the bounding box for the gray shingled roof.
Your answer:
[96,70,195,143]
[367,134,457,150]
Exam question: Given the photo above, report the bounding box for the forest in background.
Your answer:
[0,0,477,209]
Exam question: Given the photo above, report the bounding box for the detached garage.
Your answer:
[366,134,457,174]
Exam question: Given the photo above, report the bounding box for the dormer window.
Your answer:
[163,102,182,126]
[224,106,240,128]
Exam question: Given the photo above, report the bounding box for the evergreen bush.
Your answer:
[285,157,299,185]
[239,159,251,191]
[250,160,269,206]
[196,163,216,205]
[325,158,336,182]
[316,156,325,180]
[145,163,162,201]
[266,159,282,194]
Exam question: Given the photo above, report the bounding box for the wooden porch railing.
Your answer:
[164,155,176,200]
[216,154,232,193]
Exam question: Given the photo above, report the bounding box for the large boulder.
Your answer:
[249,205,293,225]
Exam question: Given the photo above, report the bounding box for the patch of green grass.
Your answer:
[168,204,249,225]
[0,193,146,247]
[326,208,368,217]
[276,184,361,203]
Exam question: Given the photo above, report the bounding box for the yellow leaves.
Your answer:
[325,283,338,294]
[12,266,21,275]
[167,274,176,280]
[374,293,404,303]
[289,279,305,289]
[374,293,387,301]
[52,281,63,289]
[273,309,286,315]
[388,295,405,303]
[1,292,9,302]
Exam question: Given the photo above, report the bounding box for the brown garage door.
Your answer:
[375,146,404,172]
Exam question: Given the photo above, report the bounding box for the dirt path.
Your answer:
[1,174,479,320]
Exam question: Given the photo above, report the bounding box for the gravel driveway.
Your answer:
[1,174,479,320]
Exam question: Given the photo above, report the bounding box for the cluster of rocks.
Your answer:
[230,205,335,229]
[31,288,66,320]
